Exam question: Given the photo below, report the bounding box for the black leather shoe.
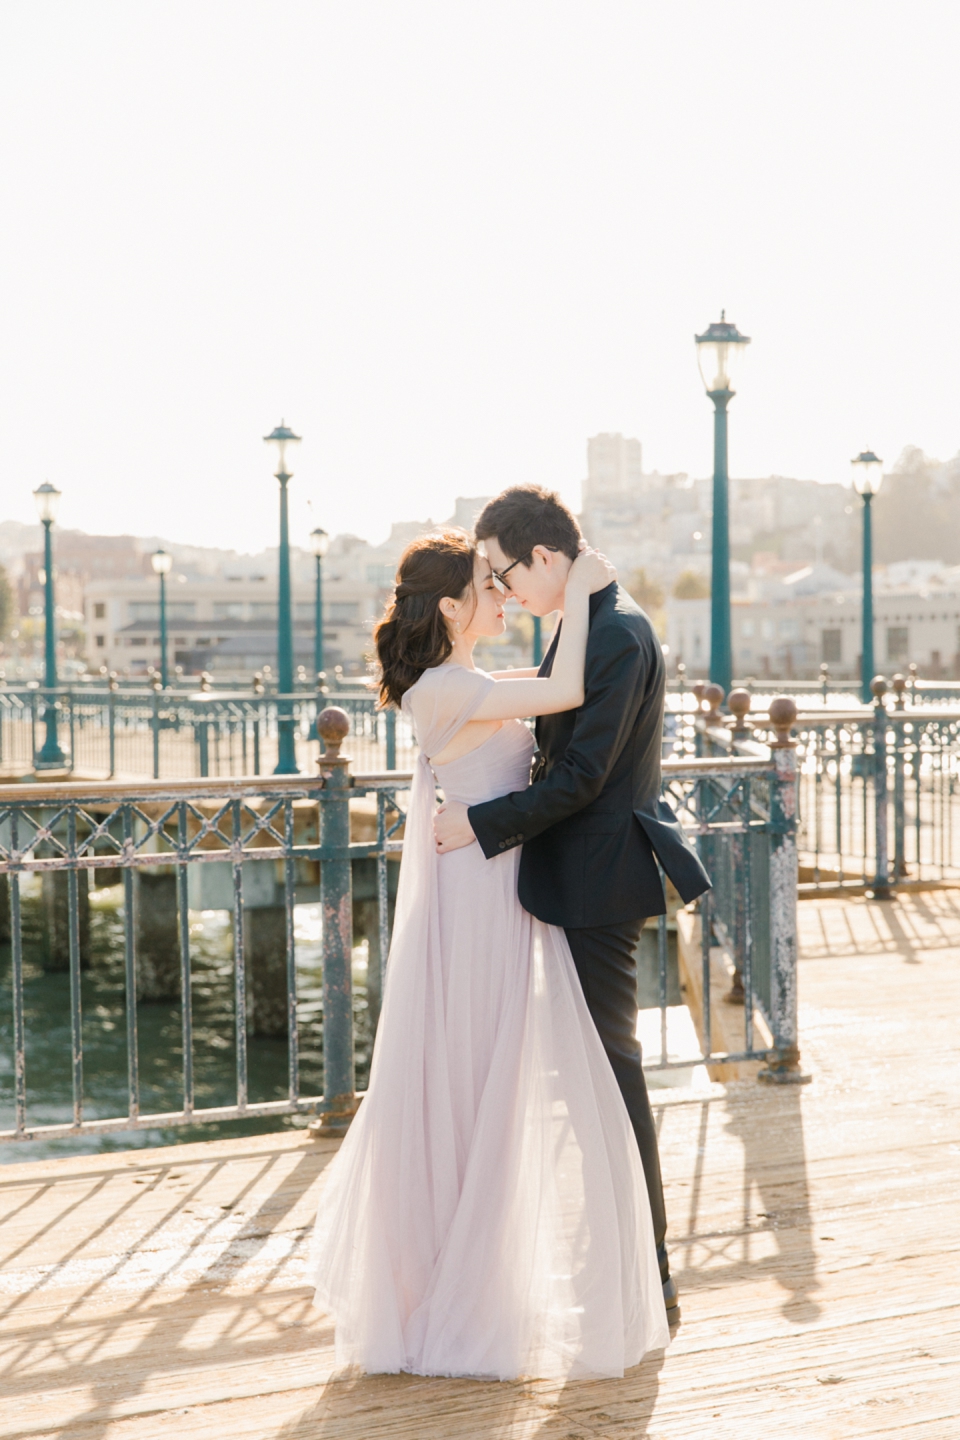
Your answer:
[662,1274,681,1325]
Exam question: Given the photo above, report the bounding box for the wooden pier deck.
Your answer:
[2,892,959,1439]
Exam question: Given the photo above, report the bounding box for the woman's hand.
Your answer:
[566,546,617,597]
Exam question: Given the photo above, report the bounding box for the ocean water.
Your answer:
[0,882,374,1164]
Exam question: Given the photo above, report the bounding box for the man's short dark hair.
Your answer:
[474,485,582,564]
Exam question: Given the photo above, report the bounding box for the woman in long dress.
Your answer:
[308,529,669,1380]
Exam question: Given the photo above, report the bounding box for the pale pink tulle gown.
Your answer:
[308,663,669,1380]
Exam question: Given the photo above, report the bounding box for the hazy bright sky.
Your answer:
[1,1,958,553]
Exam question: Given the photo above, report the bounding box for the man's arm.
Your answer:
[464,628,648,859]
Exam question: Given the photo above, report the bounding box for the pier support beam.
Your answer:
[245,905,289,1038]
[41,870,90,972]
[133,871,180,1001]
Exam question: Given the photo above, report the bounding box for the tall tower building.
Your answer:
[584,433,644,504]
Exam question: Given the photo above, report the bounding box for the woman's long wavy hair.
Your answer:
[374,529,476,708]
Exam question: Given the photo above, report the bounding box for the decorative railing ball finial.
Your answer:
[727,688,752,735]
[317,706,351,762]
[768,696,798,748]
[703,683,725,723]
[871,675,888,708]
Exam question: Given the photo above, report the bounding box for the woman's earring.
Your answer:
[455,620,461,633]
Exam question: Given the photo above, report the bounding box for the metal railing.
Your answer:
[0,685,414,780]
[0,704,805,1145]
[689,679,960,895]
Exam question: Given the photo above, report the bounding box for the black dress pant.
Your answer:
[564,917,668,1261]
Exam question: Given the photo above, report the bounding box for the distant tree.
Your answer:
[626,568,665,615]
[0,565,12,639]
[673,569,710,599]
[873,448,960,565]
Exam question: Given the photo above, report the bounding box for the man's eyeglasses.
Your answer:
[491,547,558,594]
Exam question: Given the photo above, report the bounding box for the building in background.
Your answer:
[7,436,960,685]
[578,433,859,598]
[79,505,493,678]
[667,568,960,681]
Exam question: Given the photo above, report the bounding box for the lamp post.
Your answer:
[264,421,301,774]
[532,615,543,668]
[151,549,173,688]
[33,482,66,768]
[309,526,329,685]
[851,450,883,703]
[695,311,751,699]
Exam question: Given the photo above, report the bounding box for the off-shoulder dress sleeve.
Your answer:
[402,665,496,759]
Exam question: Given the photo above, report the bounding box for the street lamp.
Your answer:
[33,481,66,767]
[309,526,329,685]
[695,311,751,698]
[264,421,301,774]
[151,549,173,688]
[851,449,883,703]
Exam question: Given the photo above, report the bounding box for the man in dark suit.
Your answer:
[434,485,711,1324]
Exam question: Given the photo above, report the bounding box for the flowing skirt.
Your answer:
[307,832,669,1380]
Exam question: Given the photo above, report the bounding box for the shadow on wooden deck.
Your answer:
[1,892,959,1438]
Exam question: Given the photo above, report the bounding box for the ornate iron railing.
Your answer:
[690,679,960,894]
[0,706,805,1145]
[0,685,414,779]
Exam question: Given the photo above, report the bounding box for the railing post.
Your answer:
[108,674,118,778]
[892,673,907,877]
[310,706,357,1136]
[692,681,706,758]
[725,688,753,1004]
[871,676,891,898]
[385,705,397,771]
[252,673,264,775]
[196,710,210,778]
[758,697,809,1083]
[151,685,161,780]
[675,661,689,756]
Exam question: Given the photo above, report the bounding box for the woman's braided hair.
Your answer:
[373,529,476,707]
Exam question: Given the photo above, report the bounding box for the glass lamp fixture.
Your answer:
[33,482,62,524]
[851,450,884,497]
[309,526,329,559]
[695,311,751,394]
[151,548,173,575]
[264,420,301,477]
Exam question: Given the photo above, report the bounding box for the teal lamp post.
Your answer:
[852,450,883,703]
[532,615,543,667]
[309,526,329,685]
[264,421,301,774]
[695,312,751,698]
[151,548,173,688]
[33,481,66,768]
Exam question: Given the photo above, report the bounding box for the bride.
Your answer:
[308,528,669,1380]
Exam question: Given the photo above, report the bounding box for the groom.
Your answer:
[434,484,711,1323]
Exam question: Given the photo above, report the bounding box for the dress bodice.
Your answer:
[430,720,535,806]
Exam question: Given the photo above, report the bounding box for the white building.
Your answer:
[667,581,960,682]
[81,503,491,679]
[85,570,379,678]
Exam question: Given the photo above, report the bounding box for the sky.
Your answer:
[1,1,958,553]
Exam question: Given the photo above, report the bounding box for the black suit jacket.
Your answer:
[468,582,711,928]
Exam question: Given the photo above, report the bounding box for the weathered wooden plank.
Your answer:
[1,893,959,1438]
